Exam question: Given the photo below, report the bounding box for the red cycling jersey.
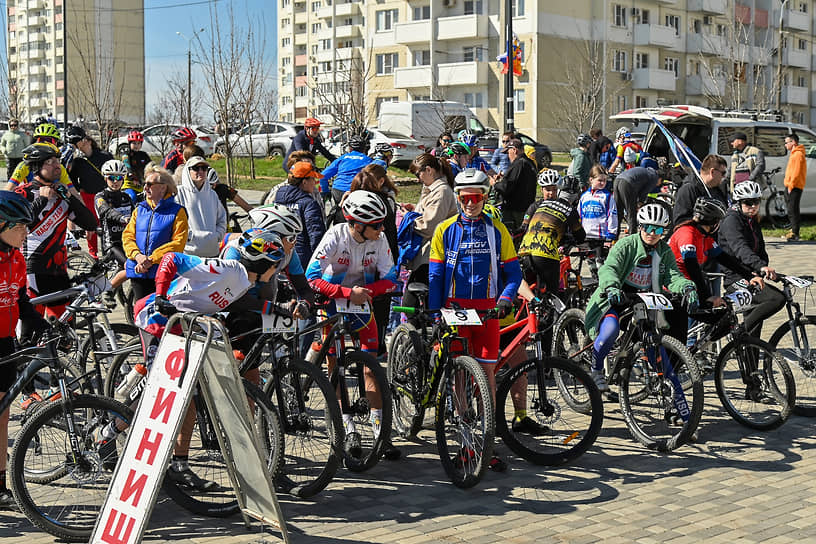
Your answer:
[0,247,29,337]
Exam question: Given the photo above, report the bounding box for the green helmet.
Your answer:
[34,123,61,143]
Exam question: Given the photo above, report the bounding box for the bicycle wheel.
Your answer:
[435,355,494,488]
[103,337,146,402]
[78,322,140,376]
[331,350,392,472]
[619,336,703,452]
[768,316,816,416]
[496,356,603,465]
[266,357,343,499]
[551,309,595,412]
[10,395,133,542]
[714,336,795,430]
[765,192,790,229]
[387,323,428,438]
[163,379,284,517]
[65,251,95,281]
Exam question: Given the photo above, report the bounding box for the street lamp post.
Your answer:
[176,28,206,126]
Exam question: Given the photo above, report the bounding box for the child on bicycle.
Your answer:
[578,165,617,277]
[429,168,522,472]
[0,191,50,508]
[585,203,697,392]
[305,190,401,461]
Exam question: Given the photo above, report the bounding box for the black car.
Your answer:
[477,131,552,168]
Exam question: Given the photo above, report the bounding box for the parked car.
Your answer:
[213,122,303,157]
[476,131,552,168]
[326,128,424,168]
[107,124,214,157]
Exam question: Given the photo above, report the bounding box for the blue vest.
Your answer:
[126,196,184,279]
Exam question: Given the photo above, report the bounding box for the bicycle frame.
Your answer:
[779,278,814,357]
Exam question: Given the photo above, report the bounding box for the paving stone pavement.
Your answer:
[3,241,816,543]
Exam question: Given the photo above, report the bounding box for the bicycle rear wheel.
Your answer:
[714,336,795,430]
[497,356,603,465]
[619,336,703,452]
[435,355,494,488]
[765,191,790,229]
[551,309,595,412]
[768,317,816,416]
[10,395,133,542]
[387,323,428,438]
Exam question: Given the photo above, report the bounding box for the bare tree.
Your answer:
[308,46,375,133]
[161,70,206,126]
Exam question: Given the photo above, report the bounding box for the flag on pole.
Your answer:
[649,115,702,178]
[497,34,523,76]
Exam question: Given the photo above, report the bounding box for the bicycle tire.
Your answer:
[265,357,343,499]
[163,379,284,517]
[619,335,703,452]
[387,323,428,438]
[10,395,134,542]
[330,349,393,472]
[65,251,95,281]
[102,337,146,402]
[765,192,791,229]
[78,322,140,376]
[435,355,494,488]
[496,356,603,466]
[551,309,595,412]
[714,336,795,430]
[768,316,816,416]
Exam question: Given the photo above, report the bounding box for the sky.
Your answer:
[143,0,278,121]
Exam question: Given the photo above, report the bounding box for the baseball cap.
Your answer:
[290,161,323,179]
[186,156,209,169]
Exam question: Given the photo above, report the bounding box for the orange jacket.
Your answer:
[784,144,807,190]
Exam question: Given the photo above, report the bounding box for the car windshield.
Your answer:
[793,130,816,159]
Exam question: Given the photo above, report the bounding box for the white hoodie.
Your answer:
[175,163,227,257]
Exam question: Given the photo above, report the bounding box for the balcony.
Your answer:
[29,80,43,91]
[634,24,680,48]
[752,46,771,65]
[784,9,810,31]
[393,66,432,89]
[295,95,310,108]
[782,85,808,105]
[686,73,725,96]
[316,1,360,20]
[784,47,809,69]
[315,46,354,63]
[394,20,432,44]
[318,24,361,40]
[687,0,726,12]
[294,11,308,25]
[28,64,45,76]
[632,68,676,91]
[437,61,488,86]
[27,45,46,58]
[27,16,45,27]
[687,33,727,55]
[295,54,307,66]
[437,14,488,41]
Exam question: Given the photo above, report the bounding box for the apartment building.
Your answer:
[278,0,816,148]
[6,0,145,125]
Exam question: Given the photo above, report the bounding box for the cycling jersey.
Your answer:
[519,198,583,261]
[161,148,184,173]
[122,179,144,204]
[9,162,74,190]
[669,224,719,279]
[578,188,618,241]
[616,141,642,169]
[320,151,372,194]
[448,160,464,177]
[95,188,134,252]
[467,155,492,173]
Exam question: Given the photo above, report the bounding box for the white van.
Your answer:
[378,101,489,150]
[611,105,816,214]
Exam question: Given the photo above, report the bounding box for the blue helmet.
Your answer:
[0,190,33,227]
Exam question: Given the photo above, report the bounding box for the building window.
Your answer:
[612,50,627,72]
[617,95,628,111]
[464,92,484,108]
[798,75,806,86]
[464,0,483,15]
[414,50,430,66]
[376,53,399,75]
[281,37,291,47]
[665,14,680,35]
[321,39,331,49]
[664,57,679,77]
[632,8,649,24]
[282,0,290,7]
[691,19,701,34]
[612,4,626,27]
[512,0,524,17]
[281,17,290,26]
[376,9,398,31]
[375,96,399,115]
[635,52,649,69]
[798,38,807,50]
[319,61,332,72]
[513,89,525,112]
[463,46,485,62]
[312,1,320,11]
[413,5,430,20]
[635,95,647,108]
[311,44,318,54]
[799,2,808,12]
[311,22,321,32]
[282,57,291,67]
[716,23,726,36]
[295,87,307,97]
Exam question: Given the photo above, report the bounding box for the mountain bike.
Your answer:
[756,167,789,229]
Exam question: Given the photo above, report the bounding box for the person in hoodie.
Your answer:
[274,161,328,268]
[568,133,592,188]
[174,156,226,257]
[783,133,807,242]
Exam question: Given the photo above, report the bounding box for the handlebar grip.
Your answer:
[393,306,417,315]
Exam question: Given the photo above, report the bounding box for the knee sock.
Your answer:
[592,313,620,372]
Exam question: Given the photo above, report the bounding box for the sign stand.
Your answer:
[91,313,290,544]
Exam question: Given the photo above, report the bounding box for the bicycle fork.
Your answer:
[646,344,691,423]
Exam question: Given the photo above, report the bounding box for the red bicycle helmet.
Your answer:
[128,130,144,143]
[304,117,321,128]
[171,126,197,144]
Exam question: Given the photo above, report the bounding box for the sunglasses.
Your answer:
[364,220,385,230]
[458,193,486,206]
[9,125,18,128]
[641,225,665,235]
[106,175,124,182]
[190,165,209,172]
[4,221,25,230]
[144,181,166,188]
[501,139,510,143]
[741,198,760,207]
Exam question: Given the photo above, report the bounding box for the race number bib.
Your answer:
[786,275,813,289]
[335,298,371,314]
[725,289,753,312]
[262,312,297,333]
[440,308,482,326]
[636,293,674,310]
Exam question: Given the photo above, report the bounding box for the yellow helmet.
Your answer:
[483,203,503,222]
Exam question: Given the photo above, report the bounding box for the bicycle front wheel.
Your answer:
[435,355,494,489]
[768,317,816,416]
[387,323,428,438]
[10,395,133,542]
[496,356,603,466]
[619,336,703,452]
[714,336,795,430]
[765,192,790,229]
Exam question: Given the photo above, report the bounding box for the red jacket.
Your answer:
[0,247,41,338]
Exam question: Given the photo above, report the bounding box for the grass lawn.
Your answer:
[764,221,816,241]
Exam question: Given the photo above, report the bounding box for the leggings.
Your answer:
[592,310,620,372]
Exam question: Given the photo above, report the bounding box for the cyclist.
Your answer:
[568,133,593,187]
[0,191,50,508]
[274,161,328,268]
[161,127,197,173]
[95,160,135,293]
[460,132,497,179]
[6,128,79,198]
[717,181,786,338]
[305,190,401,461]
[612,165,661,235]
[16,144,97,318]
[609,127,642,174]
[122,130,151,199]
[284,117,336,166]
[321,133,372,205]
[446,141,471,177]
[428,168,522,472]
[584,203,697,392]
[578,165,618,273]
[370,142,394,169]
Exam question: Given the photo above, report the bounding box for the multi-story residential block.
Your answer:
[6,0,145,125]
[278,0,816,148]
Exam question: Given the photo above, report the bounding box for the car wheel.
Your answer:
[268,146,285,158]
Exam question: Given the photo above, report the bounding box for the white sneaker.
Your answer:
[590,369,610,393]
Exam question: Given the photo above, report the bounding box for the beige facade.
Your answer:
[7,0,145,125]
[278,0,816,149]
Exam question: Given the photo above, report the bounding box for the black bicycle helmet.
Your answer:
[0,190,33,226]
[22,142,59,164]
[347,133,370,152]
[447,142,471,156]
[576,133,592,147]
[693,197,726,226]
[65,125,87,145]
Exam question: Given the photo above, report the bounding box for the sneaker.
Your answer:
[166,467,218,491]
[20,392,43,411]
[343,431,362,459]
[782,230,797,241]
[512,416,549,436]
[488,455,508,472]
[380,440,401,461]
[590,369,610,393]
[0,487,16,509]
[786,234,800,243]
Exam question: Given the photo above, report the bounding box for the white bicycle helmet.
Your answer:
[637,203,671,228]
[537,168,562,187]
[732,180,762,201]
[249,204,303,237]
[616,126,631,140]
[342,190,387,224]
[101,159,127,177]
[454,168,490,193]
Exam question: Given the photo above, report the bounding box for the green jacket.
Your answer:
[0,129,29,159]
[585,233,695,338]
[568,147,591,185]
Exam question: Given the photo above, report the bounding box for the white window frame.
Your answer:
[376,9,398,31]
[664,57,679,78]
[376,53,399,75]
[612,4,627,27]
[612,50,627,72]
[513,89,525,112]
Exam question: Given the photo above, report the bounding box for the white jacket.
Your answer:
[175,165,227,257]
